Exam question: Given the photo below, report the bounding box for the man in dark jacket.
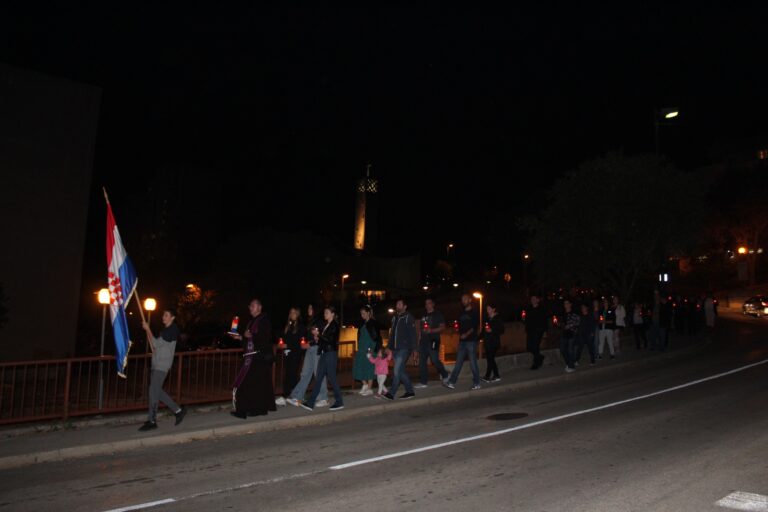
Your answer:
[480,303,505,382]
[383,299,417,400]
[575,303,597,365]
[560,299,579,372]
[416,298,449,388]
[524,295,548,369]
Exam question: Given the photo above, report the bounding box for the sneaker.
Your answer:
[442,376,451,386]
[174,407,187,426]
[361,389,374,396]
[285,397,299,407]
[382,392,395,401]
[480,377,491,383]
[565,367,576,373]
[471,384,482,390]
[400,391,415,400]
[491,377,501,383]
[138,421,157,432]
[329,403,345,411]
[275,397,286,406]
[414,383,428,389]
[442,381,455,389]
[299,401,314,411]
[315,400,329,408]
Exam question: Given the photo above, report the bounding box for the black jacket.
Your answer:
[283,321,308,351]
[317,320,340,354]
[524,305,548,332]
[479,315,505,349]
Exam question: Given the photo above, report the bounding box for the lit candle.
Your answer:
[300,336,308,348]
[453,320,459,331]
[484,322,491,332]
[278,337,285,349]
[230,316,239,333]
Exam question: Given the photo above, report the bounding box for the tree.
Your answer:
[524,152,705,300]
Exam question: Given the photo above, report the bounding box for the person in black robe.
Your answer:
[228,298,277,418]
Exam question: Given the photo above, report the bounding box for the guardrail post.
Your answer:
[63,361,72,422]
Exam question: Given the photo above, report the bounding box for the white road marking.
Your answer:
[717,491,768,511]
[102,357,768,511]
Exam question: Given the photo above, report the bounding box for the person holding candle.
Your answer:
[444,294,482,389]
[275,307,306,406]
[286,304,329,407]
[575,302,597,366]
[479,302,504,382]
[523,294,548,370]
[228,298,277,419]
[301,306,344,411]
[382,299,417,400]
[353,305,380,396]
[415,298,449,388]
[597,297,616,359]
[559,299,580,372]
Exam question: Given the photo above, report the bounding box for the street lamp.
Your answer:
[447,243,454,257]
[738,246,748,255]
[143,298,157,323]
[473,292,483,334]
[97,288,110,410]
[341,274,349,327]
[655,107,680,156]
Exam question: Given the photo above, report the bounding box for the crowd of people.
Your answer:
[135,289,718,429]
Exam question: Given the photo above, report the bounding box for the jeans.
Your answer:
[560,333,575,368]
[389,348,414,396]
[633,324,648,348]
[484,345,499,379]
[649,324,668,351]
[282,349,302,398]
[289,345,327,402]
[574,332,596,364]
[148,370,179,423]
[418,340,448,384]
[307,351,342,406]
[527,329,545,367]
[449,341,479,386]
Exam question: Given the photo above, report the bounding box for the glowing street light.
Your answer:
[144,297,157,323]
[655,107,681,156]
[341,274,349,327]
[738,246,748,255]
[96,288,110,410]
[473,292,483,334]
[664,110,679,119]
[453,283,459,288]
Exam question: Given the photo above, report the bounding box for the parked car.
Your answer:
[742,296,768,317]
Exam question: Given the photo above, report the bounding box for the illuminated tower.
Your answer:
[354,164,379,251]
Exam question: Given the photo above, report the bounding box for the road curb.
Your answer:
[0,343,705,470]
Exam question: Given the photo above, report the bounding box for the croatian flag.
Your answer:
[105,199,138,378]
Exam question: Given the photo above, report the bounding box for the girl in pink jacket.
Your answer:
[367,348,392,396]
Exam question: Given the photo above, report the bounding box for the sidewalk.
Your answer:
[0,339,705,470]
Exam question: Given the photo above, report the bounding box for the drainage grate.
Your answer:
[486,412,529,421]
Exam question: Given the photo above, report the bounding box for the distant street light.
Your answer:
[738,246,748,255]
[447,243,454,257]
[361,280,367,285]
[655,107,681,156]
[341,274,349,327]
[453,283,459,288]
[97,288,110,410]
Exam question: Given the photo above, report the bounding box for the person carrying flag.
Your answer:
[138,309,186,431]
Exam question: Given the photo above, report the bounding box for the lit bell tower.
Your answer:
[354,164,378,251]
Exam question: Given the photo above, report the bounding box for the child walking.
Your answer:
[367,348,392,397]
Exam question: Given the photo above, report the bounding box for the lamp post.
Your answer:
[341,274,349,327]
[446,243,454,257]
[97,288,110,410]
[523,253,530,296]
[143,298,157,353]
[473,292,483,334]
[654,107,680,157]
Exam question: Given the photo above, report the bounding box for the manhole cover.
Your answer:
[486,412,529,421]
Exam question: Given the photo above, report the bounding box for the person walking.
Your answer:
[574,303,597,366]
[275,307,306,407]
[597,297,616,359]
[286,304,329,407]
[138,308,186,431]
[444,294,482,390]
[368,348,392,397]
[632,302,648,349]
[383,299,417,400]
[229,299,277,419]
[415,298,450,388]
[480,303,504,382]
[353,305,380,396]
[523,294,548,370]
[613,296,626,354]
[560,299,579,372]
[301,306,344,411]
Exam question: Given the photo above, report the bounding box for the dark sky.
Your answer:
[2,3,768,267]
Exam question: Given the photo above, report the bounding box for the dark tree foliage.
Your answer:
[525,152,705,300]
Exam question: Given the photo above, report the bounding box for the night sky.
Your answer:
[3,3,767,269]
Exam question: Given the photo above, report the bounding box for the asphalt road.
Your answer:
[2,311,768,512]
